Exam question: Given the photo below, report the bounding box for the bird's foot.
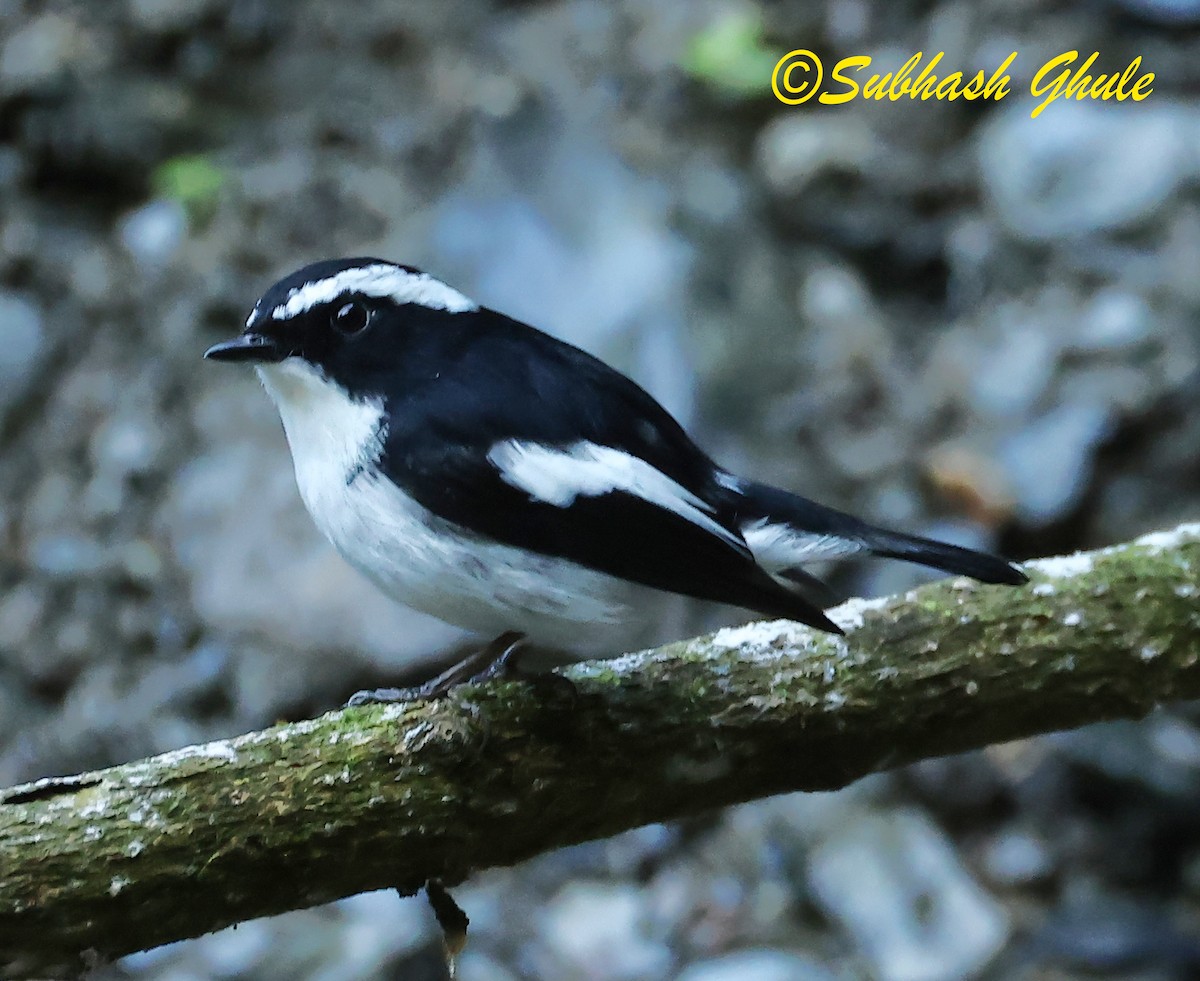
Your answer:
[346,631,574,706]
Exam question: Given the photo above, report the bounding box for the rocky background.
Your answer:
[1,1,1199,979]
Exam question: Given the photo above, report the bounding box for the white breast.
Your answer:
[256,359,655,651]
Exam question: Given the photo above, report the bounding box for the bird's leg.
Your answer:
[418,631,530,698]
[472,636,580,708]
[346,631,528,706]
[423,632,579,706]
[467,631,529,682]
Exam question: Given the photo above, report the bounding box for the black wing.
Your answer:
[377,308,841,632]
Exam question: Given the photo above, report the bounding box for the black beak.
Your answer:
[203,333,287,364]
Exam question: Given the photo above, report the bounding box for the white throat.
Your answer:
[256,359,386,495]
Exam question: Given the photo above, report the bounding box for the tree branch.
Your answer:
[2,524,1198,976]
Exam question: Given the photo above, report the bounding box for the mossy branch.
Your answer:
[2,524,1198,976]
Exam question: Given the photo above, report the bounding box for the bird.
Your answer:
[205,257,1026,692]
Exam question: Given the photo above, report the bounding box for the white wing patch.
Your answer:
[271,264,478,320]
[741,518,864,572]
[487,439,745,551]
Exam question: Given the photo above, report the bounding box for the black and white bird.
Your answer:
[205,257,1026,666]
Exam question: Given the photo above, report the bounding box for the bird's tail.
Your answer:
[854,524,1028,584]
[734,480,1027,586]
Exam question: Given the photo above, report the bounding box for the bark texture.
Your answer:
[2,524,1198,976]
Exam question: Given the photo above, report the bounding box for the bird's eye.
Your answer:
[331,301,370,335]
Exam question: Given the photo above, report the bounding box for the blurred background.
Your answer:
[2,0,1199,978]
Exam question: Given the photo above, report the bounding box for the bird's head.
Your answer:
[204,257,479,398]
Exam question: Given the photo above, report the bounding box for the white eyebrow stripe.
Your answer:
[487,439,745,552]
[271,264,478,320]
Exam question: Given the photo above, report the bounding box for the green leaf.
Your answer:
[151,154,226,220]
[683,8,777,97]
